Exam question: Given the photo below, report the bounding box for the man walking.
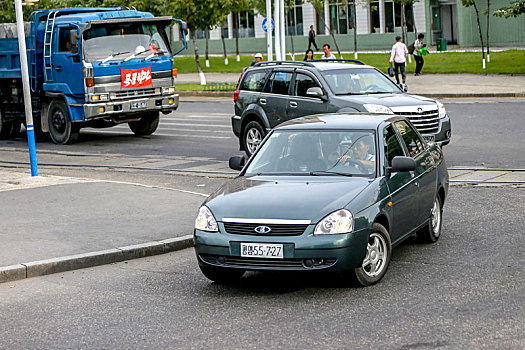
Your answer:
[389,36,408,85]
[413,33,425,76]
[322,44,336,59]
[308,25,319,51]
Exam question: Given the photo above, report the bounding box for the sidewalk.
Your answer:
[0,169,201,283]
[175,73,525,98]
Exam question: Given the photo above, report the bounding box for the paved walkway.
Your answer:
[176,73,525,97]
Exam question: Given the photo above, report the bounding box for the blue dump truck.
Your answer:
[0,7,187,144]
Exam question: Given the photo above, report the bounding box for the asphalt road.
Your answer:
[1,187,523,349]
[0,98,524,168]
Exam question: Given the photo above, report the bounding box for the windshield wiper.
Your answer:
[310,171,354,177]
[365,91,392,94]
[122,49,150,63]
[142,49,167,62]
[100,51,130,64]
[337,92,366,96]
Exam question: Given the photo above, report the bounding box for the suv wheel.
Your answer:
[243,121,265,157]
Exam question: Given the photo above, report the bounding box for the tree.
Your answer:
[461,0,486,69]
[493,0,525,17]
[230,0,254,61]
[310,0,346,58]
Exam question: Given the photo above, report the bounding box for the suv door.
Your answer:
[383,124,418,242]
[259,70,293,127]
[394,120,437,226]
[287,70,328,120]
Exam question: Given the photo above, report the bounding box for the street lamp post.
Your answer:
[14,0,38,176]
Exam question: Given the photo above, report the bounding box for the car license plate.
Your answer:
[130,102,147,110]
[423,135,435,143]
[240,243,283,259]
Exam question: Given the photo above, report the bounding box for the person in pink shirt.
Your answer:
[389,36,408,85]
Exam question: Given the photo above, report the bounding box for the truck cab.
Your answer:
[0,7,187,144]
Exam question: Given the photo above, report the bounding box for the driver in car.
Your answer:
[351,138,375,171]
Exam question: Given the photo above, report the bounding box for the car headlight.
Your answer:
[314,209,354,235]
[436,100,447,119]
[162,87,175,95]
[195,206,218,232]
[363,104,394,114]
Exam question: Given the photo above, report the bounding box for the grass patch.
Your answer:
[173,50,525,75]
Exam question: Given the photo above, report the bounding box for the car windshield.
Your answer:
[83,22,170,62]
[245,130,377,177]
[321,68,400,95]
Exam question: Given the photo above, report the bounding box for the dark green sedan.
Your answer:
[194,113,449,286]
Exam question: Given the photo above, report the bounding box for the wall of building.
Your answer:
[457,0,525,47]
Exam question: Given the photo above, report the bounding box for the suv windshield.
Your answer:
[322,68,400,95]
[83,22,170,62]
[245,130,376,177]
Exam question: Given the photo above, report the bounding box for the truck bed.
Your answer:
[0,23,32,80]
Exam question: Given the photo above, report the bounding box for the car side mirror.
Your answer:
[69,29,79,46]
[390,156,416,172]
[306,87,327,100]
[399,83,408,93]
[229,155,246,171]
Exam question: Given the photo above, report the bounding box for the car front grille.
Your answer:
[111,88,157,100]
[223,222,309,236]
[199,254,337,269]
[394,109,440,134]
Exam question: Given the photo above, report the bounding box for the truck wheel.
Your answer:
[0,115,14,139]
[48,99,79,144]
[128,112,159,136]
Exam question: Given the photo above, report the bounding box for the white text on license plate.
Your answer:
[423,135,435,142]
[240,243,283,259]
[130,102,147,110]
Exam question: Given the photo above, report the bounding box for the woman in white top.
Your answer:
[389,36,408,85]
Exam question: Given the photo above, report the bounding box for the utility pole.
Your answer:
[14,0,38,176]
[274,0,281,60]
[266,0,273,61]
[279,0,285,60]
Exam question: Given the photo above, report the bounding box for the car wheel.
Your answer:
[48,99,79,144]
[128,112,160,136]
[243,121,265,157]
[199,265,245,284]
[353,223,391,286]
[417,196,443,243]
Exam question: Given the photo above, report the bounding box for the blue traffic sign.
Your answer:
[262,18,274,33]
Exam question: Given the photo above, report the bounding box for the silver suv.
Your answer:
[232,60,451,155]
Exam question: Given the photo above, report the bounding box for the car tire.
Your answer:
[417,195,443,243]
[48,99,79,144]
[199,265,245,284]
[128,112,160,136]
[243,121,265,157]
[352,223,392,287]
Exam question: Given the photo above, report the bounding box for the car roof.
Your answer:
[249,61,375,72]
[274,113,401,131]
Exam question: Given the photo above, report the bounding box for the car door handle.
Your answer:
[289,101,298,108]
[259,98,266,105]
[55,65,62,72]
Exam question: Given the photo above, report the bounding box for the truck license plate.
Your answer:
[423,135,435,143]
[130,102,147,110]
[240,243,283,259]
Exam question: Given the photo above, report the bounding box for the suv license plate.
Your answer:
[423,135,435,143]
[240,243,283,259]
[130,102,147,110]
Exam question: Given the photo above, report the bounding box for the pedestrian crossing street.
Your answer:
[81,112,235,140]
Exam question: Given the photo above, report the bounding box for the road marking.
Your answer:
[81,129,233,139]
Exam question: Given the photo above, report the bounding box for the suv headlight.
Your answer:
[363,104,394,114]
[195,206,218,232]
[162,87,175,95]
[436,100,447,119]
[314,209,354,235]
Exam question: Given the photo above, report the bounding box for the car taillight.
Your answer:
[234,90,240,103]
[85,77,94,87]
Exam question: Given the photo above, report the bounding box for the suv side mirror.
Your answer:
[391,156,416,172]
[306,87,326,100]
[229,155,246,171]
[399,83,408,93]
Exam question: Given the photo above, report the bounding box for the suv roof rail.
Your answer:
[253,61,315,68]
[309,59,366,65]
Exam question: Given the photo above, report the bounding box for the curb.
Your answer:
[0,235,194,284]
[177,91,525,99]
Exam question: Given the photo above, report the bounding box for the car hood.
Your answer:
[336,93,437,108]
[204,175,372,223]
